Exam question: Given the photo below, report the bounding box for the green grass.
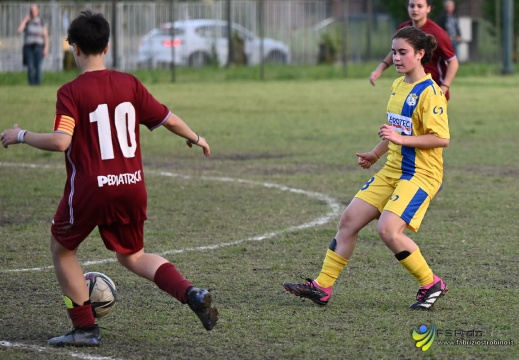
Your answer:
[1,62,518,86]
[1,68,519,359]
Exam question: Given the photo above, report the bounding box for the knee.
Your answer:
[116,253,131,268]
[377,222,398,246]
[338,210,355,231]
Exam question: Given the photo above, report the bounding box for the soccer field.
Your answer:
[1,75,518,359]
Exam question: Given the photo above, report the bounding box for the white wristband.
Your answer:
[17,130,27,143]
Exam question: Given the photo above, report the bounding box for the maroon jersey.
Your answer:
[398,19,456,99]
[53,70,170,226]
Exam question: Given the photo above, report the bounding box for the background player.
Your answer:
[370,0,458,101]
[283,26,450,311]
[1,10,217,347]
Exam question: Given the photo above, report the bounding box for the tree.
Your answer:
[482,0,518,61]
[482,0,519,35]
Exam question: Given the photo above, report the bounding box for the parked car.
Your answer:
[137,19,290,68]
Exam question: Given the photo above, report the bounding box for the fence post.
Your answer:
[50,0,61,71]
[501,0,514,74]
[226,0,233,67]
[112,0,118,68]
[341,0,349,78]
[258,0,264,80]
[170,0,176,83]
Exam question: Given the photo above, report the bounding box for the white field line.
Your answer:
[0,340,119,359]
[0,162,342,357]
[0,163,342,272]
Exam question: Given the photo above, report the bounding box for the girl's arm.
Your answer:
[370,51,393,86]
[356,139,389,169]
[17,15,30,33]
[440,57,459,91]
[43,25,50,57]
[162,112,210,157]
[378,124,449,149]
[1,124,71,151]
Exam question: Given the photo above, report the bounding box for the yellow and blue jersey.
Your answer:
[379,74,450,196]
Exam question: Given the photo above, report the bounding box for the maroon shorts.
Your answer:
[51,219,145,255]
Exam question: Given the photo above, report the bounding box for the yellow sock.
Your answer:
[398,248,434,286]
[315,249,348,288]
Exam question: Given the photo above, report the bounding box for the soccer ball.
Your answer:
[84,272,118,318]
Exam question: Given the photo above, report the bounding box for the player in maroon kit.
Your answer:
[370,0,459,101]
[1,10,217,346]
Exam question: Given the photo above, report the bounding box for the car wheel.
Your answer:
[188,52,210,67]
[265,51,287,65]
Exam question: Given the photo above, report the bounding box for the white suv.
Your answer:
[137,19,290,67]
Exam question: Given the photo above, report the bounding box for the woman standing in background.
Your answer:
[18,3,49,85]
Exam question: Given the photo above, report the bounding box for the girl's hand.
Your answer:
[378,124,403,145]
[356,151,379,169]
[369,68,382,86]
[185,135,210,157]
[1,124,22,148]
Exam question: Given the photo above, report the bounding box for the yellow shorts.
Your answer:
[354,173,432,232]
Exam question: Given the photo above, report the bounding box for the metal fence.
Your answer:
[0,1,496,73]
[0,1,396,72]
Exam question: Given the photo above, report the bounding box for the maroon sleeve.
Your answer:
[56,84,79,122]
[133,77,170,130]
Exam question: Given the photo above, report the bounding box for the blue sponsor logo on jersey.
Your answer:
[433,106,444,115]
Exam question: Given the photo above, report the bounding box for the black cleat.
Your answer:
[187,287,218,330]
[47,325,101,347]
[283,277,332,306]
[410,274,448,310]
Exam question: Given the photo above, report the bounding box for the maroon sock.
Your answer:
[154,263,192,304]
[67,304,96,329]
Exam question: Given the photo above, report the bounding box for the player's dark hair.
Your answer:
[67,10,110,55]
[408,0,433,6]
[392,26,437,65]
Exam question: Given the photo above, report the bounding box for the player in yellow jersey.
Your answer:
[283,26,450,310]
